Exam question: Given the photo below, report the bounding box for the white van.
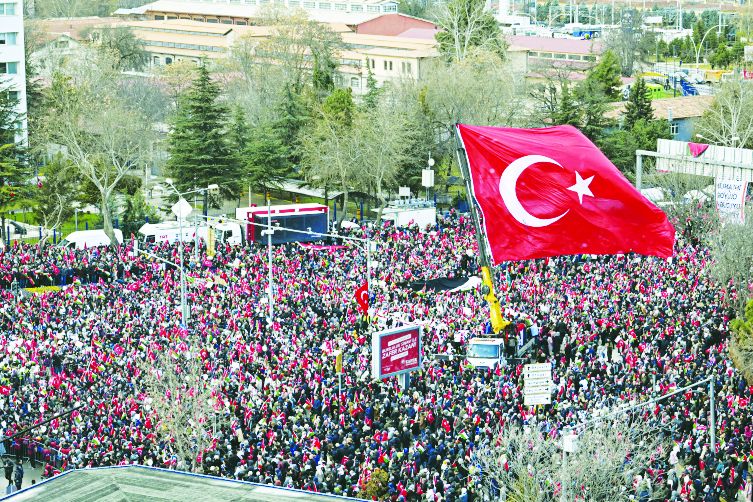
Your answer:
[465,337,508,371]
[59,229,123,250]
[197,219,244,246]
[138,222,199,245]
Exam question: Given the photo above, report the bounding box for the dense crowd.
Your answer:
[0,212,751,501]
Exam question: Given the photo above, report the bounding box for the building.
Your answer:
[5,464,359,501]
[0,0,27,143]
[114,0,398,27]
[507,35,602,70]
[605,95,715,141]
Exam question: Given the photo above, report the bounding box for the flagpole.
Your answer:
[454,125,509,334]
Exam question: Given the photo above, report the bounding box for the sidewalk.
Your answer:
[1,458,44,497]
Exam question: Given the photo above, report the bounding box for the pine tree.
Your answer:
[623,78,654,130]
[166,64,239,202]
[587,50,623,101]
[363,60,380,109]
[273,84,308,165]
[244,125,291,196]
[552,83,581,127]
[0,87,31,212]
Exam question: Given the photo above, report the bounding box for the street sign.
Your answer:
[171,198,192,219]
[523,393,551,406]
[523,362,552,407]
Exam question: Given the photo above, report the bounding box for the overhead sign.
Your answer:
[372,325,422,380]
[171,198,193,219]
[715,178,748,224]
[523,362,552,406]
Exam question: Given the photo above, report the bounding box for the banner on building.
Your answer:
[715,178,748,224]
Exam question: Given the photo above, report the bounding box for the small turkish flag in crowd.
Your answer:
[354,282,369,313]
[457,124,675,263]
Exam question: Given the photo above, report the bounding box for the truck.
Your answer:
[138,222,200,245]
[59,229,123,250]
[465,337,508,371]
[240,203,329,245]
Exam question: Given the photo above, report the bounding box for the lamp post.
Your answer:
[690,26,720,67]
[163,179,219,325]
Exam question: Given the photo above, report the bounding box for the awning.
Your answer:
[277,180,343,201]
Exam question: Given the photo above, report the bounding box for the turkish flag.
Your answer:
[354,282,369,313]
[457,124,675,262]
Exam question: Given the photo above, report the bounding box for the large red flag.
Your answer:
[457,124,675,262]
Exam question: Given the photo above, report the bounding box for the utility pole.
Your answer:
[267,196,274,326]
[710,376,716,455]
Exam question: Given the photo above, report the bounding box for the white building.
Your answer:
[0,0,27,144]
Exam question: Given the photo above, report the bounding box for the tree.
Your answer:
[435,0,506,62]
[32,154,83,243]
[362,61,380,110]
[606,9,655,77]
[356,102,416,222]
[599,119,670,177]
[166,64,240,201]
[40,57,153,246]
[120,190,161,237]
[623,77,653,130]
[730,300,753,385]
[471,418,666,502]
[0,87,31,218]
[574,78,614,142]
[321,88,355,127]
[710,218,753,316]
[552,82,581,127]
[139,333,225,473]
[398,0,434,19]
[91,26,148,71]
[272,84,310,166]
[695,78,753,149]
[587,50,623,101]
[243,124,291,197]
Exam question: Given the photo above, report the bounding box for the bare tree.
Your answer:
[40,50,153,245]
[434,0,506,62]
[300,117,362,222]
[138,334,225,473]
[471,417,666,502]
[695,77,753,149]
[710,217,753,315]
[356,102,417,222]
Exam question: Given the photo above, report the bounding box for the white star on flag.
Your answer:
[567,171,595,204]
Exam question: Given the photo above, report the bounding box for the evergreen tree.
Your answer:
[166,64,239,202]
[0,87,31,213]
[321,88,355,128]
[363,60,380,109]
[273,84,309,165]
[575,79,614,142]
[312,53,337,98]
[587,50,623,101]
[229,106,250,154]
[120,190,161,236]
[623,77,653,130]
[244,125,291,196]
[552,83,581,127]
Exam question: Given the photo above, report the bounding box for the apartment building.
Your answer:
[0,0,27,143]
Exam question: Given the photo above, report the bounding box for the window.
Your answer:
[383,60,392,71]
[350,4,362,11]
[235,20,248,25]
[303,1,315,7]
[670,121,679,136]
[383,4,397,12]
[6,90,18,101]
[350,77,360,88]
[334,3,346,9]
[165,57,173,65]
[166,15,177,20]
[206,17,219,23]
[54,40,69,48]
[401,61,412,74]
[153,56,161,65]
[0,32,18,45]
[221,18,233,24]
[318,2,331,8]
[0,2,16,15]
[367,5,379,12]
[154,15,165,20]
[193,16,205,21]
[370,58,375,69]
[0,62,18,74]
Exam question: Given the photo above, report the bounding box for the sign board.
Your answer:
[171,198,193,219]
[746,45,753,63]
[715,178,748,225]
[398,186,411,197]
[523,362,552,406]
[372,325,422,379]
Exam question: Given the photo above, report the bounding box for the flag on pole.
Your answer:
[354,282,369,313]
[456,123,675,262]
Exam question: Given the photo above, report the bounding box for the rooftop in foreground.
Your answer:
[3,465,360,502]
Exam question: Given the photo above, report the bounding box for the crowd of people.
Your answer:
[0,211,751,501]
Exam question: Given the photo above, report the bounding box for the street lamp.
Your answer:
[162,179,219,325]
[690,26,720,67]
